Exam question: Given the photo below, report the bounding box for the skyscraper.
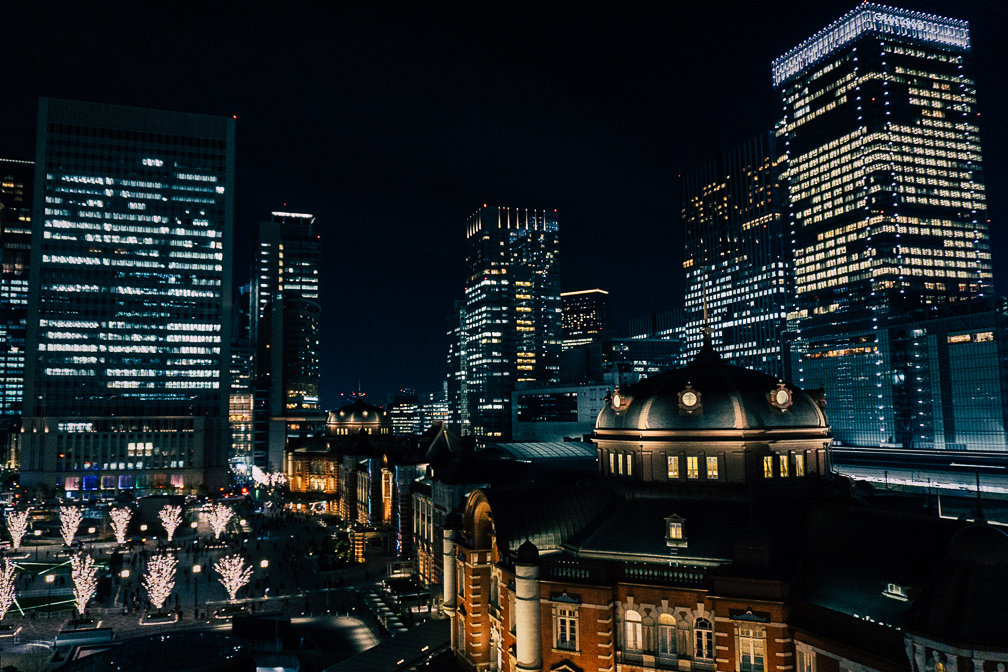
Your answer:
[681,131,789,377]
[251,211,322,471]
[462,206,560,439]
[561,289,610,351]
[21,98,234,494]
[0,159,33,425]
[775,5,991,447]
[229,282,253,481]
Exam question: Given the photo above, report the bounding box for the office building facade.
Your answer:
[251,211,322,471]
[561,289,610,351]
[775,4,992,447]
[0,159,34,424]
[682,132,790,377]
[462,206,560,439]
[21,98,234,494]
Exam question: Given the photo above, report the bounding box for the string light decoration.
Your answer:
[159,505,183,542]
[0,558,17,622]
[110,508,132,545]
[70,554,98,618]
[59,506,83,547]
[213,554,254,602]
[208,503,234,540]
[142,554,178,611]
[5,509,30,551]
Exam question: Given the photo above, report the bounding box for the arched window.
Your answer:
[695,618,714,660]
[657,613,676,658]
[625,610,643,651]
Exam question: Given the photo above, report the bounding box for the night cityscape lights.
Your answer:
[0,2,1003,671]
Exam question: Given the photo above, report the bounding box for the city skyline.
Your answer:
[1,2,1006,404]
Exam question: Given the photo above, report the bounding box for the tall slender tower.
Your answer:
[775,5,990,447]
[22,98,234,493]
[0,159,34,421]
[251,211,322,471]
[681,131,789,377]
[463,206,560,439]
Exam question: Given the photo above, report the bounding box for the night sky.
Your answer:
[2,2,1006,407]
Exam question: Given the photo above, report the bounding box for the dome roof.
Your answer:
[516,539,540,564]
[327,398,387,425]
[595,343,828,437]
[907,521,1008,648]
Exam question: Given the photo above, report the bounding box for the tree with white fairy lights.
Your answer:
[159,505,183,542]
[207,502,234,540]
[109,507,132,545]
[5,509,30,551]
[59,506,83,547]
[142,554,177,612]
[71,554,98,618]
[0,558,17,622]
[213,554,254,602]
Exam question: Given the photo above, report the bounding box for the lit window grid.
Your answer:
[32,107,230,418]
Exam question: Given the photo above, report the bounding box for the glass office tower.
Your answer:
[775,5,992,448]
[21,98,234,495]
[681,131,790,377]
[251,211,322,471]
[561,289,610,351]
[463,206,560,439]
[0,159,33,420]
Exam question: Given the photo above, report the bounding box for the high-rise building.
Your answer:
[229,282,253,481]
[462,206,560,439]
[681,132,790,377]
[21,98,234,494]
[251,211,322,471]
[0,159,33,437]
[775,4,992,447]
[561,289,610,351]
[445,299,468,435]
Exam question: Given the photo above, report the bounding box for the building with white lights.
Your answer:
[461,206,561,440]
[776,4,993,448]
[682,132,790,378]
[20,98,234,494]
[251,211,323,471]
[0,159,33,427]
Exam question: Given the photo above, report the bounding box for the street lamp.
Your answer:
[190,522,198,529]
[192,564,202,619]
[45,574,54,619]
[260,559,268,569]
[139,524,147,532]
[34,529,41,562]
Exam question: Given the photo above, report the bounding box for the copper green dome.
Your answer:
[595,342,828,437]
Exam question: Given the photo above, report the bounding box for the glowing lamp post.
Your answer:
[45,574,54,618]
[192,564,201,618]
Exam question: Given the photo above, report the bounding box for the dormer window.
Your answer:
[665,514,686,548]
[883,582,908,602]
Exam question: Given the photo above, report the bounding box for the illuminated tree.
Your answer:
[110,508,132,545]
[70,554,98,618]
[142,554,177,611]
[0,558,17,621]
[207,503,234,540]
[5,509,30,551]
[59,506,83,547]
[158,505,182,542]
[213,554,254,602]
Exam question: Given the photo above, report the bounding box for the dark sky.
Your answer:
[1,1,1006,407]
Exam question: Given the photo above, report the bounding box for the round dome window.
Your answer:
[678,384,701,414]
[770,383,793,410]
